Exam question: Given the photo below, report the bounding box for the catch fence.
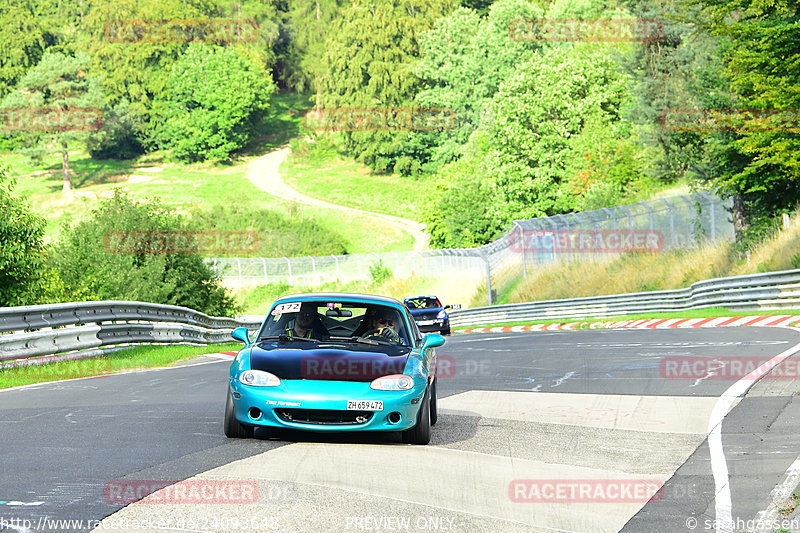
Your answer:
[209,192,734,305]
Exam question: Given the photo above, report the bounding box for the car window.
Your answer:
[259,301,410,346]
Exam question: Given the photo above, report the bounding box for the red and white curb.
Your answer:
[457,315,800,334]
[205,351,237,360]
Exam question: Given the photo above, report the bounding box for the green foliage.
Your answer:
[1,50,105,191]
[682,0,800,230]
[412,0,543,170]
[50,190,238,316]
[369,260,393,284]
[154,44,275,161]
[317,0,454,175]
[481,45,631,222]
[422,131,503,247]
[279,0,345,92]
[0,1,47,99]
[187,204,348,257]
[87,99,145,160]
[0,168,49,306]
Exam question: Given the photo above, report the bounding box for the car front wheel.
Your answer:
[402,387,431,444]
[224,386,254,439]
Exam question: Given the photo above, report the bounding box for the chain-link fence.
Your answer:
[209,192,733,304]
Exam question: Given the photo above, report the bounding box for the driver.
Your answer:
[364,309,400,343]
[285,303,324,339]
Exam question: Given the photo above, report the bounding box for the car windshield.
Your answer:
[258,300,410,347]
[405,297,441,309]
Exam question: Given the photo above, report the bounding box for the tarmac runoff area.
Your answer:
[92,391,726,533]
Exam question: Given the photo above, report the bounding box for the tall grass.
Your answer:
[493,214,800,305]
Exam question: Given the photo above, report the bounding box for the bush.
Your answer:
[50,190,239,316]
[0,169,48,306]
[155,44,275,162]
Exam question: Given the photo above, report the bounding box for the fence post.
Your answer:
[514,222,526,279]
[284,257,293,285]
[484,253,493,306]
[697,191,716,241]
[660,198,676,248]
[332,255,340,277]
[260,257,268,284]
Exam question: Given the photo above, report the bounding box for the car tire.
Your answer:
[402,386,431,445]
[224,386,254,439]
[430,378,438,426]
[441,328,451,336]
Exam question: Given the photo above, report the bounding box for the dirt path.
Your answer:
[246,147,429,252]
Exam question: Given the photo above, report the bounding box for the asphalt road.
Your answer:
[0,327,798,532]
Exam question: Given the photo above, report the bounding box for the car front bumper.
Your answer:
[229,378,426,432]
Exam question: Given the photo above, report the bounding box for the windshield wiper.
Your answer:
[258,335,320,344]
[327,335,393,346]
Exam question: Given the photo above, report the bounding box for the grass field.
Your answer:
[0,342,242,389]
[282,136,435,220]
[2,95,417,254]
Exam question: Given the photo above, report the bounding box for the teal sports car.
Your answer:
[224,293,445,444]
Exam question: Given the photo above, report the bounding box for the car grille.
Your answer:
[275,408,373,425]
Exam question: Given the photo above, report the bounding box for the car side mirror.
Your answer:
[231,327,251,347]
[422,333,445,350]
[444,305,451,310]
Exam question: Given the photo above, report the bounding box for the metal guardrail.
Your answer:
[448,269,800,327]
[0,301,262,368]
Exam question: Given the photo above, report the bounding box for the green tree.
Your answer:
[279,0,345,94]
[1,51,104,194]
[317,0,453,175]
[481,46,630,223]
[154,43,275,162]
[0,168,49,306]
[51,191,238,316]
[683,0,800,231]
[0,1,48,99]
[413,0,543,169]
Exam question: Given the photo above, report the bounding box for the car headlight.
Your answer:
[436,310,447,319]
[239,370,281,387]
[370,374,414,391]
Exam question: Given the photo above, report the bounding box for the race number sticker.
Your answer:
[271,302,302,316]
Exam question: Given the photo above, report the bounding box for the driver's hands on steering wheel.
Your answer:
[366,326,400,343]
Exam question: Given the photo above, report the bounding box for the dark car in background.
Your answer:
[404,295,451,335]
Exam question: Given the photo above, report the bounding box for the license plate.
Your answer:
[347,400,383,411]
[417,320,435,326]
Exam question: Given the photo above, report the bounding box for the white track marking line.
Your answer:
[709,336,800,533]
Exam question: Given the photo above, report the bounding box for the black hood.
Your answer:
[249,342,410,382]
